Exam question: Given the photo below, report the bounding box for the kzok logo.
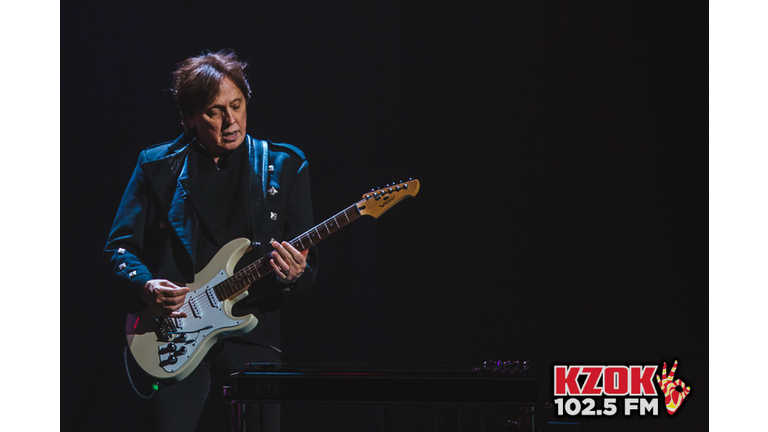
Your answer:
[552,360,692,417]
[554,365,657,396]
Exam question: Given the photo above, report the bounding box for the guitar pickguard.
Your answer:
[156,269,243,373]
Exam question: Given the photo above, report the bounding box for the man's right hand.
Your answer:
[141,279,189,317]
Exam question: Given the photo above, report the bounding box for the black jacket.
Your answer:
[104,133,318,348]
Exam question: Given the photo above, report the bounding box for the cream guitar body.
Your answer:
[125,179,420,382]
[125,238,258,382]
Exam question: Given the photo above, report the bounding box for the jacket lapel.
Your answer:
[141,136,199,269]
[168,153,199,265]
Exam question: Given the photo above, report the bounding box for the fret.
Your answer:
[249,262,261,280]
[227,279,237,296]
[256,259,270,276]
[314,226,326,239]
[326,219,338,232]
[215,281,227,301]
[294,237,303,250]
[243,267,253,284]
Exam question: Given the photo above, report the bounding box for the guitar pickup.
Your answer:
[189,297,201,318]
[206,286,220,309]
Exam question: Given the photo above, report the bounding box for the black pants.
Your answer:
[149,340,280,432]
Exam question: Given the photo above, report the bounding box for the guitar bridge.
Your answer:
[156,317,182,342]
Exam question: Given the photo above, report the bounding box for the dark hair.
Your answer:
[171,49,251,127]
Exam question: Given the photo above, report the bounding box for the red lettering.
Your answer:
[580,367,603,395]
[554,365,659,397]
[604,366,629,395]
[554,366,581,395]
[630,366,657,395]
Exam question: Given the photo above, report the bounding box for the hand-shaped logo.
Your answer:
[656,360,691,414]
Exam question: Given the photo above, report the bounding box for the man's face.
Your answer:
[186,77,247,158]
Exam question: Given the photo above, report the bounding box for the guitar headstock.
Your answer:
[356,179,420,219]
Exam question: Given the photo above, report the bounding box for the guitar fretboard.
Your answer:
[214,204,362,300]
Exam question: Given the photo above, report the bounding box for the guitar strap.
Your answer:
[246,135,270,199]
[261,139,269,199]
[245,136,271,245]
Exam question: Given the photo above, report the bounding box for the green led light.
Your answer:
[152,383,159,391]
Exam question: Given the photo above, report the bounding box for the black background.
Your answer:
[61,1,707,431]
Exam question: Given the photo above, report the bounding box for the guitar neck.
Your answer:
[214,204,362,301]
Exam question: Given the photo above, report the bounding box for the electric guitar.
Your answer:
[125,179,420,382]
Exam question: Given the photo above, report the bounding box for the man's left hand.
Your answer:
[270,241,308,284]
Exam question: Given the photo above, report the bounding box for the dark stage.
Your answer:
[61,2,708,431]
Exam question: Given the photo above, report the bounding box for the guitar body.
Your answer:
[125,238,258,382]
